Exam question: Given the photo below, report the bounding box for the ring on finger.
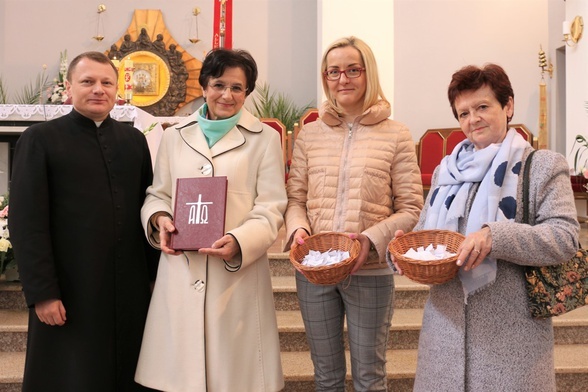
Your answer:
[473,249,481,254]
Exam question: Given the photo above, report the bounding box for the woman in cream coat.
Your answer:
[135,49,287,392]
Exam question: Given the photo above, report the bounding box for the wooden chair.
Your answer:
[299,108,319,125]
[260,118,288,181]
[297,108,319,139]
[416,124,538,190]
[284,108,320,178]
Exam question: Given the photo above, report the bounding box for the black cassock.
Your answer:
[9,109,159,392]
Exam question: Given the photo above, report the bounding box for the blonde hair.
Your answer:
[320,36,388,114]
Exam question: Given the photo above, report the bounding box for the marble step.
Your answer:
[271,275,430,311]
[277,308,423,352]
[0,308,420,353]
[280,345,588,392]
[0,282,25,311]
[0,352,23,392]
[0,310,27,353]
[269,252,293,276]
[276,306,588,352]
[0,272,429,312]
[2,346,587,392]
[3,306,588,353]
[281,348,417,392]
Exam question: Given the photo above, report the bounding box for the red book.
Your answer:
[170,176,228,250]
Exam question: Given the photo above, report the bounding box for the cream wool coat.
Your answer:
[285,101,423,268]
[135,109,287,392]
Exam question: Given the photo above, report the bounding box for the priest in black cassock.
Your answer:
[9,51,158,392]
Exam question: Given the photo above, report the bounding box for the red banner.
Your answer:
[213,0,232,49]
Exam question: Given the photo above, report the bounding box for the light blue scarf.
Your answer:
[425,129,529,301]
[197,103,242,147]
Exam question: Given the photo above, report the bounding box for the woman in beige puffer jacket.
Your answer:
[284,36,423,392]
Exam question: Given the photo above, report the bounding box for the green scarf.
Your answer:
[197,104,242,147]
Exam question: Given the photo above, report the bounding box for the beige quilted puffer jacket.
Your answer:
[285,100,423,270]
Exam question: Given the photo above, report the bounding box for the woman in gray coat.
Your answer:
[390,64,579,391]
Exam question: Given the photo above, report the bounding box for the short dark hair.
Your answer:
[447,63,514,122]
[199,48,258,96]
[66,51,118,82]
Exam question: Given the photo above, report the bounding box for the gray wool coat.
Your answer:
[411,147,579,392]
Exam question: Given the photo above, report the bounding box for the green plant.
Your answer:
[14,71,50,105]
[0,76,7,104]
[249,82,314,132]
[569,134,588,175]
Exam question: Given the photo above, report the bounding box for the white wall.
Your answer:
[394,0,550,143]
[234,0,318,108]
[547,0,565,155]
[318,0,395,111]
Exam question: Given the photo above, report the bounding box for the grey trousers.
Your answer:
[296,271,395,392]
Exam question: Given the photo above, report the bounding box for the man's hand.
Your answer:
[35,299,66,326]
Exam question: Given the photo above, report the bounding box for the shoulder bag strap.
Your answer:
[522,150,537,225]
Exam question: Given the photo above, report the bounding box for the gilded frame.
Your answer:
[118,50,171,107]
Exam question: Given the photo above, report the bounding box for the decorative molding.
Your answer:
[0,104,138,122]
[107,10,203,116]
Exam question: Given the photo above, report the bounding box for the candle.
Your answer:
[123,57,134,102]
[563,21,571,35]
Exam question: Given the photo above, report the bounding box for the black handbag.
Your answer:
[523,150,588,318]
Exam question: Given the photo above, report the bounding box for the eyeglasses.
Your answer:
[323,67,366,81]
[208,82,247,95]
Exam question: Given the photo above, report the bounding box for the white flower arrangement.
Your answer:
[47,50,69,104]
[0,194,17,280]
[49,81,68,104]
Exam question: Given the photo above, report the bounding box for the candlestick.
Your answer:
[111,57,120,69]
[123,58,134,104]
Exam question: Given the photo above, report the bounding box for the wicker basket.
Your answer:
[290,232,361,285]
[388,229,465,285]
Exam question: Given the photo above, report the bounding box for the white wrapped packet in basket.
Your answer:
[404,244,456,261]
[302,249,350,267]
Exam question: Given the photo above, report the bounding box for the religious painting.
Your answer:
[133,62,159,96]
[117,50,171,107]
[106,10,203,116]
